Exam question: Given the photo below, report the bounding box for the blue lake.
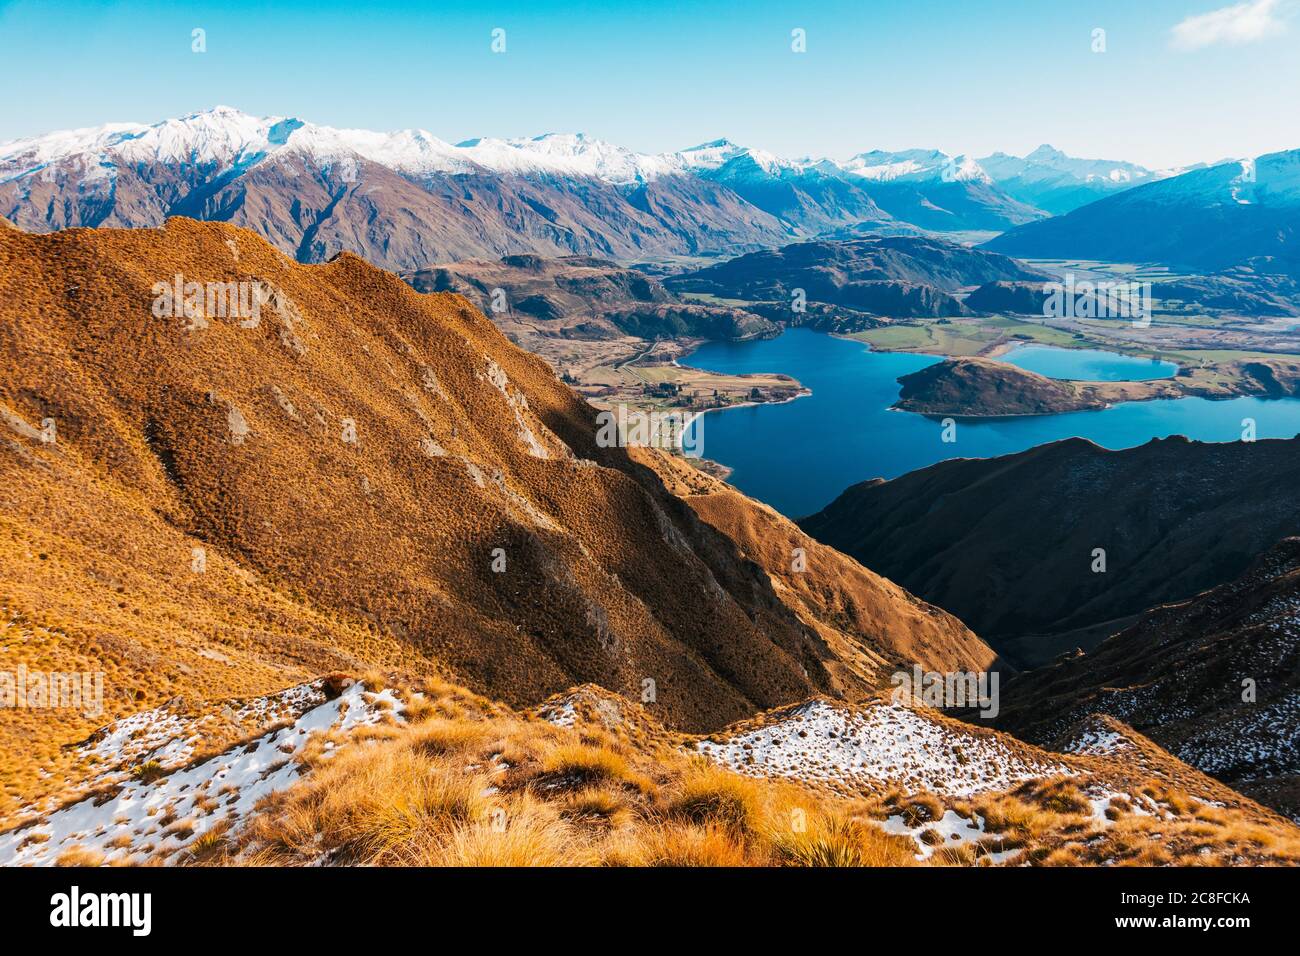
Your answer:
[1001,344,1179,381]
[685,328,1300,518]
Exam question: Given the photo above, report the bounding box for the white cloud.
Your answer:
[1170,0,1290,50]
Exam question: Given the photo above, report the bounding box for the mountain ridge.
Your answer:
[0,215,994,816]
[799,435,1300,667]
[1,107,1207,268]
[985,149,1300,275]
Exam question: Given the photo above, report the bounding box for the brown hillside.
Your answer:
[893,357,1106,418]
[0,218,991,814]
[404,255,777,343]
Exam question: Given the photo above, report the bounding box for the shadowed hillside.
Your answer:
[800,436,1300,666]
[993,540,1300,821]
[0,216,992,815]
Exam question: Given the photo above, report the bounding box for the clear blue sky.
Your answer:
[2,0,1296,167]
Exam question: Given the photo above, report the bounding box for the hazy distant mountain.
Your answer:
[678,140,897,234]
[666,236,1050,317]
[976,145,1170,215]
[985,149,1300,275]
[837,149,1045,231]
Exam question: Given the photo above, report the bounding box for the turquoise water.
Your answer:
[1001,344,1179,381]
[686,328,1300,518]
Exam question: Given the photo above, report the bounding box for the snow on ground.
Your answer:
[1063,726,1134,757]
[696,699,1073,797]
[537,698,577,729]
[1082,786,1159,827]
[534,686,634,733]
[77,680,328,786]
[877,810,1023,864]
[0,681,406,866]
[1175,691,1300,778]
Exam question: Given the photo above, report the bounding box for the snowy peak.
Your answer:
[0,107,1172,196]
[674,138,754,169]
[841,149,993,184]
[0,106,473,181]
[0,105,267,175]
[451,131,678,183]
[281,122,467,175]
[977,144,1161,186]
[1025,143,1070,163]
[969,145,1181,214]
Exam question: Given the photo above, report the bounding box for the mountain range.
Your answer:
[0,107,1185,270]
[986,149,1300,276]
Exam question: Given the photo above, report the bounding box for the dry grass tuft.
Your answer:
[540,743,635,789]
[55,845,105,867]
[620,823,751,867]
[245,744,491,864]
[431,799,581,867]
[767,811,915,867]
[561,787,631,827]
[132,760,166,784]
[667,763,762,835]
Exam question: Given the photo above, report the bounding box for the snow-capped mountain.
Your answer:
[452,132,683,184]
[975,144,1172,215]
[842,148,993,184]
[831,148,1043,233]
[0,106,1193,268]
[985,148,1300,275]
[0,107,799,268]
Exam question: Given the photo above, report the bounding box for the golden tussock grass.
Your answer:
[615,822,751,867]
[55,845,105,867]
[767,811,916,867]
[539,742,650,793]
[666,762,763,835]
[222,687,917,868]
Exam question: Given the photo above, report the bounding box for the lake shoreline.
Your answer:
[680,327,1300,517]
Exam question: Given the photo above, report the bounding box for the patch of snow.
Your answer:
[1063,728,1133,757]
[537,699,577,729]
[0,681,408,866]
[696,700,1072,797]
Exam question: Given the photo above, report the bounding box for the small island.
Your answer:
[894,355,1300,419]
[893,358,1106,418]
